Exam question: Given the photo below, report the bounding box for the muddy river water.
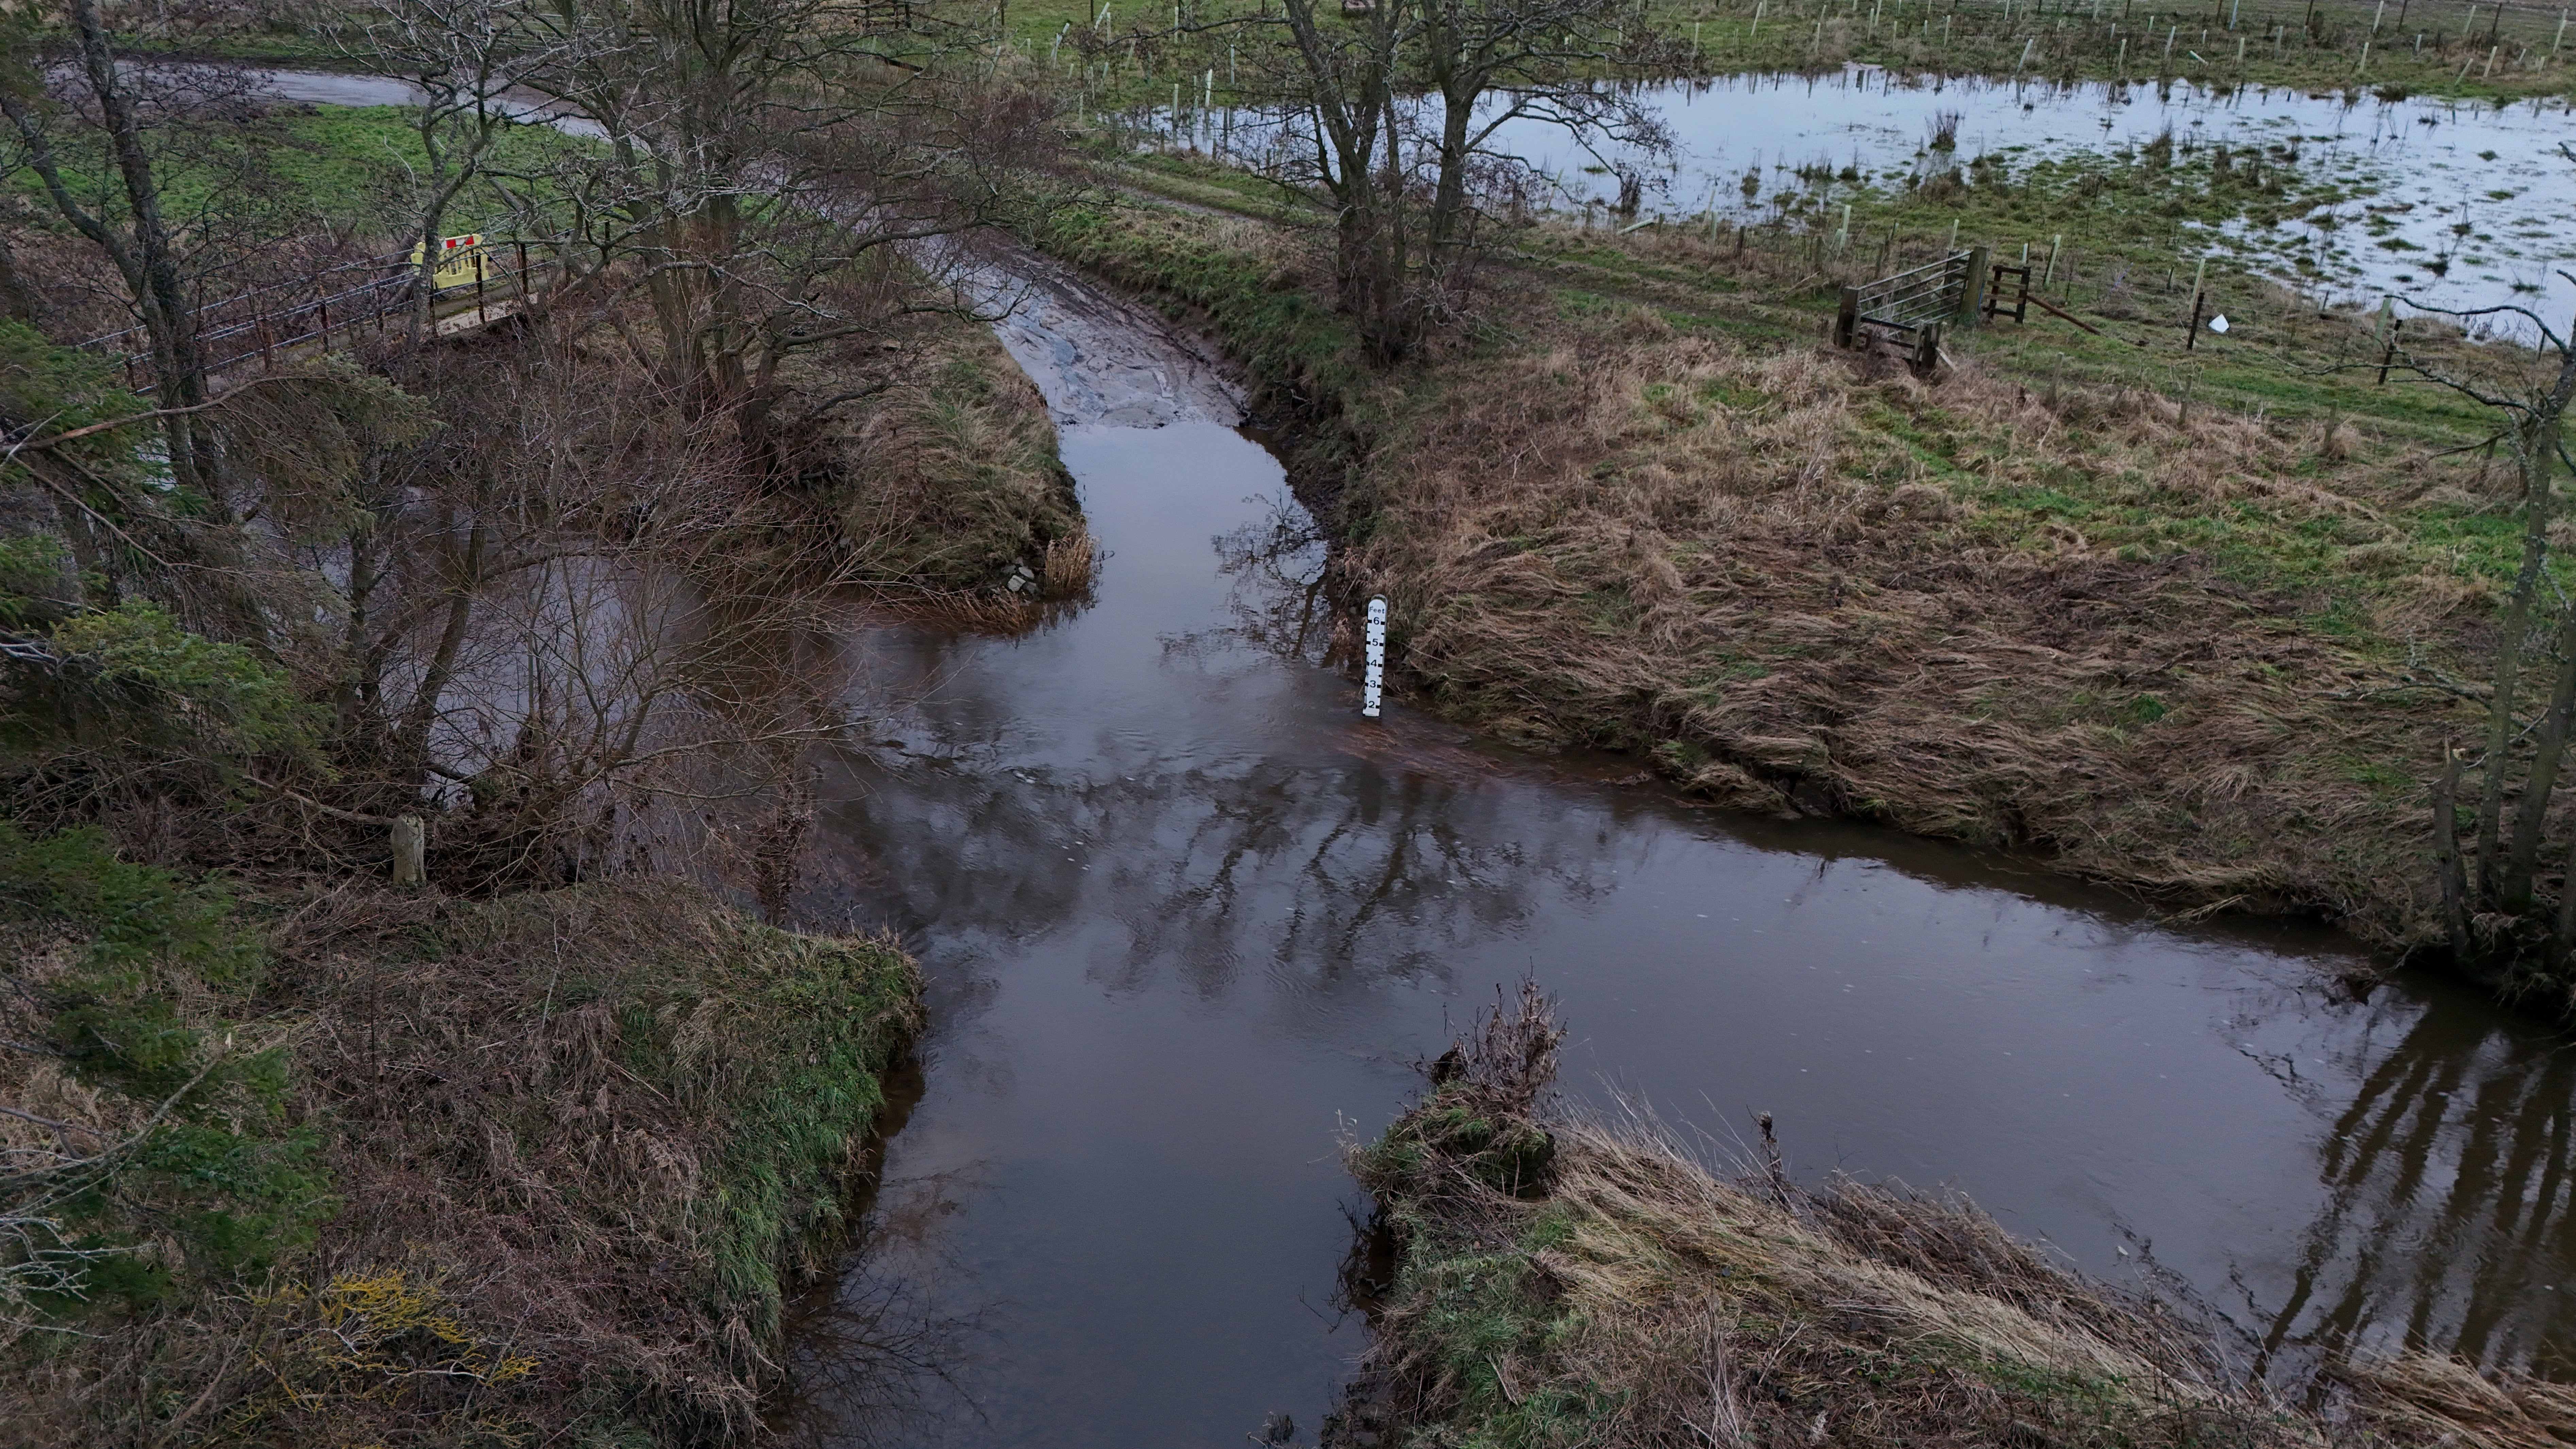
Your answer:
[197,62,2576,1447]
[773,258,2576,1446]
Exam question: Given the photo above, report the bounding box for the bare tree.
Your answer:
[0,0,216,503]
[502,0,1058,458]
[2402,280,2576,967]
[1232,0,1664,361]
[335,0,554,344]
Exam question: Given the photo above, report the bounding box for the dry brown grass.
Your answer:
[1335,990,2576,1449]
[2,878,920,1449]
[808,320,1087,595]
[1331,305,2510,950]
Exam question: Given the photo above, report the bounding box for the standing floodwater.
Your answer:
[776,263,2576,1446]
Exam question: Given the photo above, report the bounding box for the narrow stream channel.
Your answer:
[777,259,2576,1447]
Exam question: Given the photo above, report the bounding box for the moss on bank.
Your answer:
[1,831,920,1448]
[1337,988,2576,1448]
[1024,185,2560,989]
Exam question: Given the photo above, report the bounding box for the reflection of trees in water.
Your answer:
[781,1058,998,1448]
[780,1173,997,1449]
[812,740,1618,1010]
[799,479,2576,1399]
[1212,500,1335,667]
[2244,980,2576,1377]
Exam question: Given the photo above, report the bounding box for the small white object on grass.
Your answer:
[2208,314,2230,333]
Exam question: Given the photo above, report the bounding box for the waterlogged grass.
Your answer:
[1641,0,2574,101]
[1005,0,2566,115]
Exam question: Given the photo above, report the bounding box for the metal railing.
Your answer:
[1832,248,1986,374]
[1856,250,1975,332]
[76,240,557,394]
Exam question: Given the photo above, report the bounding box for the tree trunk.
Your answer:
[66,0,216,507]
[2436,742,2470,956]
[2501,606,2576,912]
[2475,439,2555,904]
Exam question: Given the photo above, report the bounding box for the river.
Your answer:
[775,251,2576,1446]
[199,61,2576,1447]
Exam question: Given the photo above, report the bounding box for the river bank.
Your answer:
[0,69,1078,1438]
[0,844,921,1447]
[1020,172,2554,991]
[1334,985,2576,1449]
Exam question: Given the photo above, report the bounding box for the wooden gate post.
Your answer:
[1959,246,1990,326]
[1833,286,1861,349]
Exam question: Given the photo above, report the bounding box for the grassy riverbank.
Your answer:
[1026,163,2545,969]
[1338,987,2576,1448]
[0,65,1074,1443]
[801,319,1094,598]
[0,838,920,1448]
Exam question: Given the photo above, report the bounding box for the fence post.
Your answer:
[1912,321,1943,376]
[1833,286,1861,348]
[1959,246,1990,325]
[391,815,425,888]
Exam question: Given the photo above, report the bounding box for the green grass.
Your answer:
[9,104,589,246]
[1027,194,1365,396]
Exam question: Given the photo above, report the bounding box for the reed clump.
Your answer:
[1332,988,2576,1449]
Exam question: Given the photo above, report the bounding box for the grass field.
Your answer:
[6,102,586,245]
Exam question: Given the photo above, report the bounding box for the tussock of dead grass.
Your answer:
[4,879,920,1449]
[1336,991,2576,1449]
[1337,313,2508,947]
[802,321,1084,594]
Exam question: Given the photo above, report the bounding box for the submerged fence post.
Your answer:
[1362,598,1387,719]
